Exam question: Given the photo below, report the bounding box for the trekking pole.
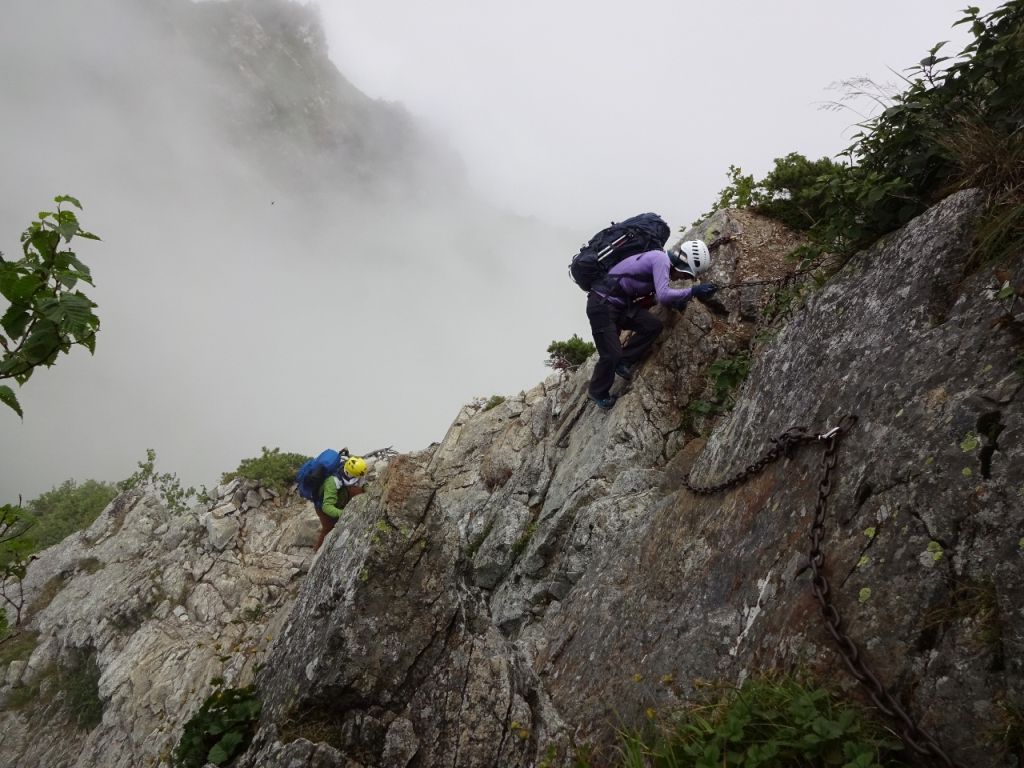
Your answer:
[596,234,629,263]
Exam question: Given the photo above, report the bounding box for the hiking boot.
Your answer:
[614,362,635,381]
[589,393,617,411]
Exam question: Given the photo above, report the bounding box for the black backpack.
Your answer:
[568,213,671,292]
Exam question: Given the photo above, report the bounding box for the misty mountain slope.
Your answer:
[169,0,463,198]
[0,0,580,502]
[1,192,1020,767]
[241,191,1021,768]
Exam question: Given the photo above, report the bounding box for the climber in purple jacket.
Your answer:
[587,240,717,410]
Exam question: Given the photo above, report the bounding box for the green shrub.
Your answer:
[1,480,114,629]
[587,675,907,767]
[21,479,117,554]
[512,522,539,558]
[546,334,596,372]
[119,449,196,514]
[701,154,847,234]
[61,652,104,731]
[687,350,752,423]
[173,681,262,768]
[221,446,311,494]
[6,650,104,732]
[704,165,757,217]
[702,2,1024,266]
[0,503,36,625]
[482,395,506,412]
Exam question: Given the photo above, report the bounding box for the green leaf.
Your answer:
[0,385,23,418]
[66,252,92,276]
[28,229,61,263]
[1,274,42,302]
[58,293,98,326]
[21,322,62,364]
[218,731,244,752]
[1,305,31,339]
[207,744,229,764]
[53,195,83,209]
[208,731,245,765]
[55,210,79,243]
[0,263,23,296]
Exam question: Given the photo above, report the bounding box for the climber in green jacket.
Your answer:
[314,455,368,551]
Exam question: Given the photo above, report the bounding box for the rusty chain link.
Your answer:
[683,415,966,768]
[683,426,820,494]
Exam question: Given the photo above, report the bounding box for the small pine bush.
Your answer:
[221,446,311,494]
[546,335,596,372]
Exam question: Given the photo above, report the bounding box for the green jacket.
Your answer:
[320,475,358,519]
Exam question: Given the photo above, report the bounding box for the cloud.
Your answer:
[0,0,994,501]
[0,0,579,501]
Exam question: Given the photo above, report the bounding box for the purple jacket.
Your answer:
[595,249,692,306]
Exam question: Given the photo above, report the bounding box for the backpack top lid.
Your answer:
[568,213,671,291]
[585,213,670,255]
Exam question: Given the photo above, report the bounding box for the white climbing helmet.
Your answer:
[669,240,711,277]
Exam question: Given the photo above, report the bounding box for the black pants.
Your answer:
[586,292,663,399]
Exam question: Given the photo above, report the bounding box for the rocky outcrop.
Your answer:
[2,191,1020,768]
[239,191,1022,767]
[0,479,319,768]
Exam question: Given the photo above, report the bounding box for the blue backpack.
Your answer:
[295,449,345,509]
[568,213,671,291]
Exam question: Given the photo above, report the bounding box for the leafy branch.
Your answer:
[0,502,36,627]
[118,449,197,515]
[0,195,101,418]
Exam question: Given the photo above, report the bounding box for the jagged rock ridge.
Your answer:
[240,190,1021,767]
[0,479,318,768]
[2,192,1021,768]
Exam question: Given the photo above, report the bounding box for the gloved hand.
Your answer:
[670,296,690,312]
[692,283,718,300]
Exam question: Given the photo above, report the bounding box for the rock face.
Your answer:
[174,0,461,197]
[2,191,1021,768]
[241,190,1022,767]
[0,479,318,768]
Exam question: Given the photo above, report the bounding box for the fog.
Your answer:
[0,0,994,501]
[316,0,994,230]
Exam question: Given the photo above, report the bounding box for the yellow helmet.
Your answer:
[344,456,367,478]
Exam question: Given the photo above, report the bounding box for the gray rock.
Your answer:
[4,193,1019,768]
[5,659,26,688]
[206,514,239,550]
[0,483,315,768]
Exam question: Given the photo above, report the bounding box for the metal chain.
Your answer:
[716,271,813,291]
[683,415,966,768]
[683,426,819,494]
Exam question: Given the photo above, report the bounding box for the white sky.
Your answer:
[314,0,991,229]
[0,0,996,501]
